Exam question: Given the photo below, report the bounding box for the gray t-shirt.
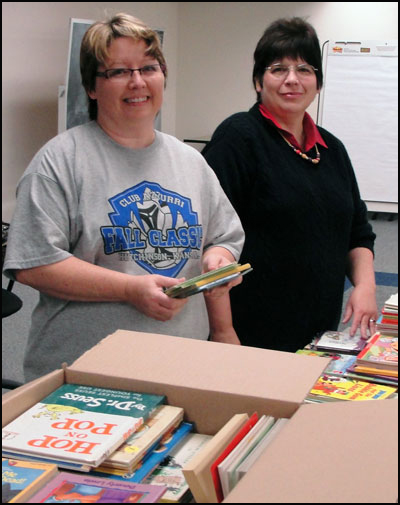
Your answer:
[4,122,244,381]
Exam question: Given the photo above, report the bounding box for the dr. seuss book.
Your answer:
[27,472,166,503]
[102,405,184,471]
[2,458,58,503]
[143,433,212,503]
[2,384,165,468]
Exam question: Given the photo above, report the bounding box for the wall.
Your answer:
[176,2,398,140]
[2,2,398,221]
[2,1,179,221]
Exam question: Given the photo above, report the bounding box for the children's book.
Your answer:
[2,384,165,468]
[92,422,193,483]
[210,412,259,503]
[235,418,289,481]
[164,263,252,298]
[314,330,367,354]
[27,471,166,503]
[101,405,184,471]
[2,458,58,503]
[217,415,275,499]
[1,451,91,472]
[182,413,249,504]
[296,349,357,377]
[356,333,398,370]
[143,433,212,503]
[307,375,397,402]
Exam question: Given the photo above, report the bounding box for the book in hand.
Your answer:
[356,333,398,371]
[27,471,166,503]
[101,405,184,471]
[2,458,58,503]
[92,422,194,483]
[143,433,212,503]
[307,375,397,402]
[313,329,367,354]
[2,384,165,469]
[164,263,252,298]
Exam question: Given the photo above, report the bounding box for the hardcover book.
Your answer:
[210,412,259,502]
[101,405,184,471]
[2,458,58,503]
[164,263,252,298]
[2,384,165,468]
[182,413,250,503]
[27,472,166,503]
[144,433,212,503]
[235,418,289,482]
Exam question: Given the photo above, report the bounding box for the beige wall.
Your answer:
[2,2,398,220]
[176,2,399,140]
[2,1,179,221]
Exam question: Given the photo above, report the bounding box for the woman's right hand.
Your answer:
[125,275,188,321]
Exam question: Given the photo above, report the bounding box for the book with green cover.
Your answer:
[2,384,165,468]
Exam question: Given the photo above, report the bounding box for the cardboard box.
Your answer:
[2,330,398,502]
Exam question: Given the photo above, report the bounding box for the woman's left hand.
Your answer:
[202,250,242,298]
[341,284,378,339]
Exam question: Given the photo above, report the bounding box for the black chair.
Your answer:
[2,221,24,390]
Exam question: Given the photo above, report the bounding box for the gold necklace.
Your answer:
[279,131,320,164]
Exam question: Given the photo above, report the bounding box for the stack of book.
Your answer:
[377,292,398,337]
[182,412,288,503]
[1,384,213,503]
[300,325,398,403]
[164,262,252,298]
[346,332,398,387]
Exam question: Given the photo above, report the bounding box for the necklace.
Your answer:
[279,132,320,164]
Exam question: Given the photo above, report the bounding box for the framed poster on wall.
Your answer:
[59,18,164,133]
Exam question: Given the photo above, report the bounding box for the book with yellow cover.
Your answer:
[164,263,252,298]
[307,375,397,402]
[2,458,58,503]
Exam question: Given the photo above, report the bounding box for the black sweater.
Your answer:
[202,103,375,352]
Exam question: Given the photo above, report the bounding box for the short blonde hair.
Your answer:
[81,13,166,119]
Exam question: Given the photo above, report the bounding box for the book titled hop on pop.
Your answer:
[2,384,165,469]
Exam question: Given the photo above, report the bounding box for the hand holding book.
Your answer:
[164,263,252,299]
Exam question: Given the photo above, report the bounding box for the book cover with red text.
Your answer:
[2,384,165,468]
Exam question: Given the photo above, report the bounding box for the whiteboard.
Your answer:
[317,40,398,205]
[59,19,164,133]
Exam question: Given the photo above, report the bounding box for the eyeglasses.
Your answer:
[96,64,166,80]
[265,63,318,79]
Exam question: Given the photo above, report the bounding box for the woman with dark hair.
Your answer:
[202,17,377,352]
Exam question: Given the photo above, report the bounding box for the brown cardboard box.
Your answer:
[2,330,398,502]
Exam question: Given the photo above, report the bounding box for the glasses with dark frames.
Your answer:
[96,64,166,80]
